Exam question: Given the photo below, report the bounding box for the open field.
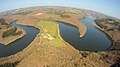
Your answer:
[37,21,66,47]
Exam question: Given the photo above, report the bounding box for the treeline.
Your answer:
[95,18,115,22]
[95,18,119,26]
[2,27,17,38]
[2,27,22,38]
[0,61,19,67]
[60,14,71,18]
[94,20,108,29]
[94,18,120,29]
[0,18,8,25]
[54,12,71,18]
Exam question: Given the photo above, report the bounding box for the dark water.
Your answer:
[0,22,39,57]
[58,16,111,51]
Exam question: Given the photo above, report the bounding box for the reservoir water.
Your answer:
[0,22,39,57]
[0,16,112,57]
[58,17,111,51]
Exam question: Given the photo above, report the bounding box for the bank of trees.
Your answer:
[0,18,22,38]
[94,20,108,29]
[0,18,8,25]
[2,27,22,38]
[0,61,19,67]
[60,14,71,18]
[95,18,119,26]
[55,12,71,18]
[2,27,17,38]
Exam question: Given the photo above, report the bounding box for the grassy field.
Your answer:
[37,21,66,47]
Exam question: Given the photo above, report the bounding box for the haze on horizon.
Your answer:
[0,0,120,19]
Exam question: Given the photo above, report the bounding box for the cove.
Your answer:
[0,22,39,57]
[57,17,111,51]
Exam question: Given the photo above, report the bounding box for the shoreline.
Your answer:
[92,20,103,30]
[55,20,87,37]
[79,21,87,37]
[0,28,26,45]
[0,34,41,64]
[0,22,41,64]
[92,20,113,50]
[57,24,82,50]
[0,20,26,45]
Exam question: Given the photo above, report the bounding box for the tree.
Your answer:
[2,27,17,38]
[0,18,8,25]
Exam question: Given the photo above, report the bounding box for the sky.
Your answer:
[0,0,120,19]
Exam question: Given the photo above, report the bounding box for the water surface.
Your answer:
[58,17,111,51]
[0,22,39,57]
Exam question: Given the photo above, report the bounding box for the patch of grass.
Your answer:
[37,21,58,36]
[37,21,66,47]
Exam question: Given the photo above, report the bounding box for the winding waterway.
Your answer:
[0,16,112,57]
[58,17,111,51]
[0,22,39,57]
